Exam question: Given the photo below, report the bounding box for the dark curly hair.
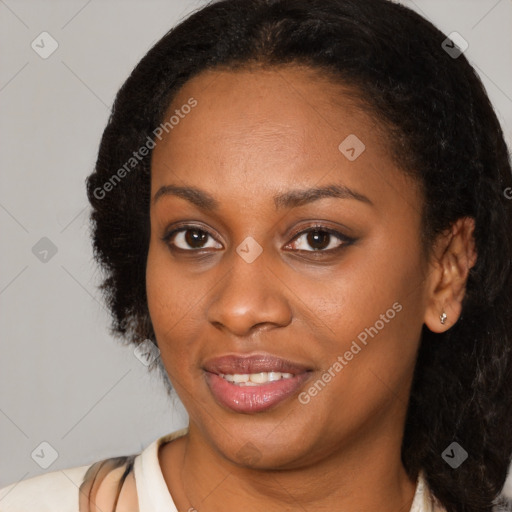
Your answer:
[85,0,512,510]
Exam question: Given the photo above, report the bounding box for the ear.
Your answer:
[424,217,477,333]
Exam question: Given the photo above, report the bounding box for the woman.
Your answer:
[1,0,511,511]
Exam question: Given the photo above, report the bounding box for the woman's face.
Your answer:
[147,65,432,469]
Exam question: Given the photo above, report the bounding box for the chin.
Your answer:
[201,414,318,470]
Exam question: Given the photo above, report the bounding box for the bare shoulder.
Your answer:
[79,455,138,512]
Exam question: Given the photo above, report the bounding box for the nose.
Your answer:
[206,246,293,337]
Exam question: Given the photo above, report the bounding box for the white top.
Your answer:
[0,428,443,511]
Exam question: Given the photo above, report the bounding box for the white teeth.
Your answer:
[232,374,249,383]
[249,372,268,384]
[219,372,294,385]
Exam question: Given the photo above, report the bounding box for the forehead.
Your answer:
[150,65,417,211]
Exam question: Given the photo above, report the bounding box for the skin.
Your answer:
[144,65,476,512]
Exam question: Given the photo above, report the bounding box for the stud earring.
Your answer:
[440,312,447,325]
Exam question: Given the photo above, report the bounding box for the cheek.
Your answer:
[145,239,202,371]
[292,231,426,397]
[292,238,424,349]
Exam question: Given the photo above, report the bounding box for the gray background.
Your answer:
[1,0,511,497]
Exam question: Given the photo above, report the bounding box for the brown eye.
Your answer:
[306,230,331,250]
[185,229,209,248]
[163,227,222,251]
[286,226,354,253]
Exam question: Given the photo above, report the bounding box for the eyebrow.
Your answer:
[152,183,373,210]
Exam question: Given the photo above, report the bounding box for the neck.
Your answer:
[160,421,417,512]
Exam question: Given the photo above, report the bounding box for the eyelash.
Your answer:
[161,224,355,255]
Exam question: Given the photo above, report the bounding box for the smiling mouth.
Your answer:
[203,353,313,413]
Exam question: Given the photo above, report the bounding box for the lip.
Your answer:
[203,354,311,375]
[203,354,312,413]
